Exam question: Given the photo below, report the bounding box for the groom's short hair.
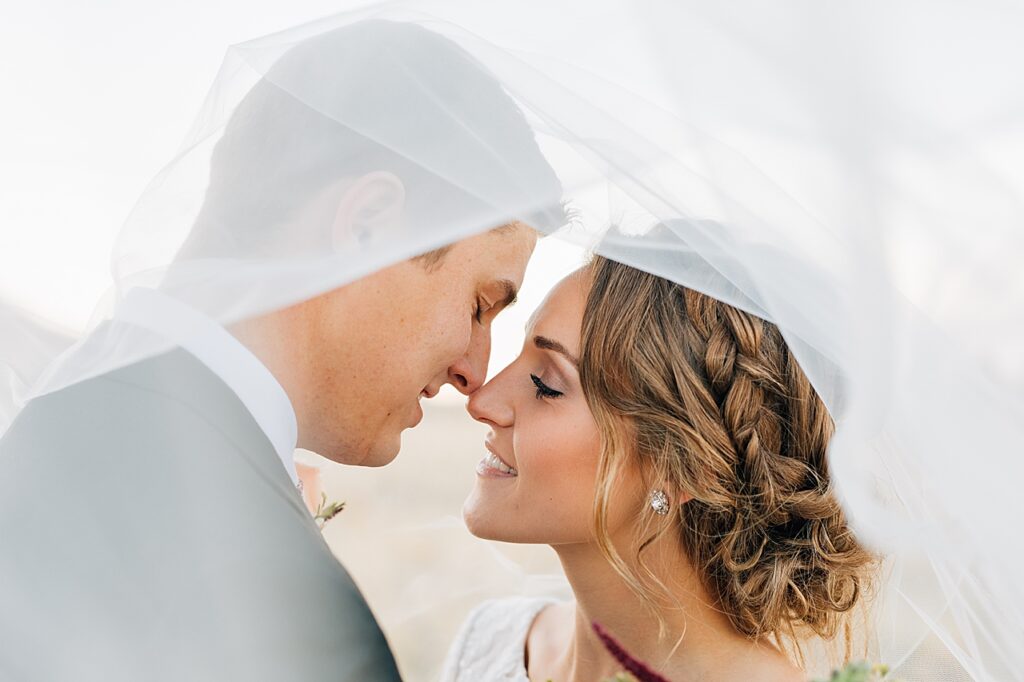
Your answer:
[181,19,564,260]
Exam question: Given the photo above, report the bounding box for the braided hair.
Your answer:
[580,255,872,659]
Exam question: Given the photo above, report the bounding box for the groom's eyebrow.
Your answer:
[533,335,579,368]
[495,280,518,310]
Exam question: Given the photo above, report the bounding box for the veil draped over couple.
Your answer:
[1,2,1022,681]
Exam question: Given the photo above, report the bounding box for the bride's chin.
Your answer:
[461,495,506,541]
[461,512,494,540]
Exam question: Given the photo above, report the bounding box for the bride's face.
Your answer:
[463,267,641,545]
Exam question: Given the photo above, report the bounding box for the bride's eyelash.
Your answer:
[530,374,563,399]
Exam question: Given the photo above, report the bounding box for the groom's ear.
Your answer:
[331,171,406,250]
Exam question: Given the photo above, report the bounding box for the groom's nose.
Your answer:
[447,326,490,395]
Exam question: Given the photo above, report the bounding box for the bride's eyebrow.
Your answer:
[533,335,579,368]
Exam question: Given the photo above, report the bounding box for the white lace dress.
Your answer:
[439,596,558,681]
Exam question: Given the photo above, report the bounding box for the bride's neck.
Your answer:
[545,536,773,682]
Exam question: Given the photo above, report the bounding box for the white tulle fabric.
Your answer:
[1,2,1022,680]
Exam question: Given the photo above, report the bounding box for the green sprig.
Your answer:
[813,662,896,682]
[313,492,346,529]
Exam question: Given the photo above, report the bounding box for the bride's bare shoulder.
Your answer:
[525,600,574,672]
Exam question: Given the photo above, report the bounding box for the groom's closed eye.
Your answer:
[478,280,519,322]
[493,280,518,311]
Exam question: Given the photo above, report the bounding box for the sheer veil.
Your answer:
[1,2,1022,680]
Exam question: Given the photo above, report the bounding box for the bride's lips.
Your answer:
[476,440,518,478]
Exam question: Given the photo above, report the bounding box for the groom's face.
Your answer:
[301,224,537,466]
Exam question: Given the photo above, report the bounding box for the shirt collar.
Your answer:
[116,287,299,486]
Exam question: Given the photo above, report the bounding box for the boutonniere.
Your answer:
[313,492,346,529]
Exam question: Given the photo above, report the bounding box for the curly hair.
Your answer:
[579,255,873,661]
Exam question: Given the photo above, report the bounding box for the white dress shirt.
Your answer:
[116,287,299,486]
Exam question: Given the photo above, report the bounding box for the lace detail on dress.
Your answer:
[439,596,557,682]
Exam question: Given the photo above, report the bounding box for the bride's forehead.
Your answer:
[524,267,591,335]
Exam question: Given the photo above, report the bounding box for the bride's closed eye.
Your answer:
[530,373,563,399]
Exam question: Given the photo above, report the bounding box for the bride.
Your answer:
[442,255,875,682]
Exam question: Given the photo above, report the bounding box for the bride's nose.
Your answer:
[466,372,512,428]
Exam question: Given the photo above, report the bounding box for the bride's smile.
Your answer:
[462,267,639,548]
[477,441,517,477]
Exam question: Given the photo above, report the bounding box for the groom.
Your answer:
[0,20,562,682]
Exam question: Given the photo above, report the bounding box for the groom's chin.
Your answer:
[319,432,402,467]
[354,433,403,468]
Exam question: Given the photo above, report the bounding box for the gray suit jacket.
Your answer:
[0,349,402,681]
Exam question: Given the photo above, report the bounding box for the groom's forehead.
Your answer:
[432,225,536,300]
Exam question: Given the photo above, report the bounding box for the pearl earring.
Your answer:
[649,489,670,516]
